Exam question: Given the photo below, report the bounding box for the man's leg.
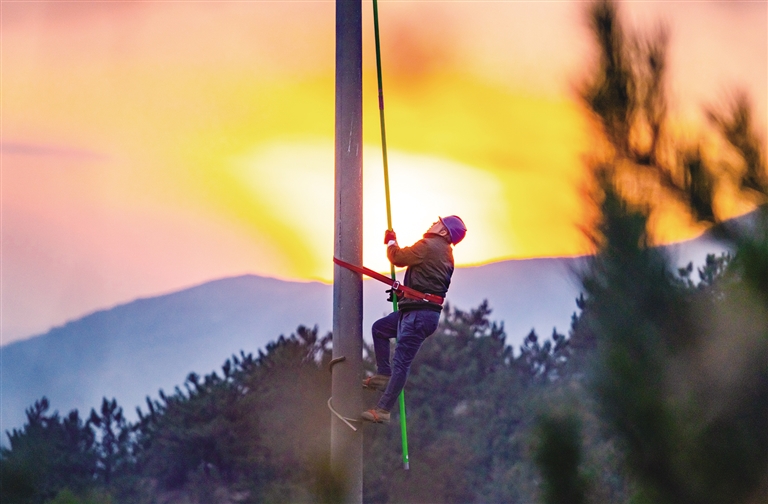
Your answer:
[371,311,399,376]
[376,310,440,412]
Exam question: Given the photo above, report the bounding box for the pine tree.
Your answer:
[534,2,768,503]
[0,398,98,503]
[89,398,132,485]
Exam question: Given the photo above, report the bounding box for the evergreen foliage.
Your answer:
[534,413,588,504]
[130,325,334,502]
[0,398,98,503]
[2,304,579,503]
[530,2,768,504]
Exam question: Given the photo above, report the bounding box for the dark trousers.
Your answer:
[372,309,440,411]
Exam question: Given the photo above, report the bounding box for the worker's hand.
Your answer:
[384,229,397,245]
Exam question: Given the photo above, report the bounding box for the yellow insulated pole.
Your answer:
[372,0,409,470]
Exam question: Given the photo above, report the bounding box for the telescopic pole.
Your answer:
[372,0,410,471]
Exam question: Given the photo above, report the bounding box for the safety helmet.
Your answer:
[438,215,467,245]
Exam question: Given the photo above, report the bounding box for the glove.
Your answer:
[384,229,397,245]
[386,288,402,303]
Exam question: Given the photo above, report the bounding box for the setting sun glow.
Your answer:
[2,1,765,342]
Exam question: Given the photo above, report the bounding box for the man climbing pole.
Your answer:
[361,215,467,424]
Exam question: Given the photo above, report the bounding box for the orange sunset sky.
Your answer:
[1,1,766,343]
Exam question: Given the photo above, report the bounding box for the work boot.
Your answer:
[362,374,390,392]
[361,408,390,424]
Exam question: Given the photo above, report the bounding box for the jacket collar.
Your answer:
[423,232,451,243]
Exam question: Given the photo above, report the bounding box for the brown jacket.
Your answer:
[387,233,454,313]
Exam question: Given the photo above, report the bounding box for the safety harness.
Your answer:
[333,257,444,305]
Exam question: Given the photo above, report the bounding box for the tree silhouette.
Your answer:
[534,2,768,503]
[89,398,132,485]
[1,398,97,503]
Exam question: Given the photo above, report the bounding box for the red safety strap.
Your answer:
[333,257,444,305]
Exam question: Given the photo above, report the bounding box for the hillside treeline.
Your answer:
[0,301,578,503]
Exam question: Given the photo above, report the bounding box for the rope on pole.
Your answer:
[372,0,409,471]
[327,352,358,431]
[328,397,360,432]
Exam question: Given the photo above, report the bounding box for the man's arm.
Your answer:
[387,239,427,267]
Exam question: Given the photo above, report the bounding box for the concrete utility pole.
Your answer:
[331,0,363,502]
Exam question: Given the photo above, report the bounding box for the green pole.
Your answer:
[372,0,409,471]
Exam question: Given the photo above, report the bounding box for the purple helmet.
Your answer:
[439,215,467,245]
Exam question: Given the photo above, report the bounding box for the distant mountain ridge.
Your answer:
[1,233,726,435]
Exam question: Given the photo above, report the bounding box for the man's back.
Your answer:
[388,234,454,312]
